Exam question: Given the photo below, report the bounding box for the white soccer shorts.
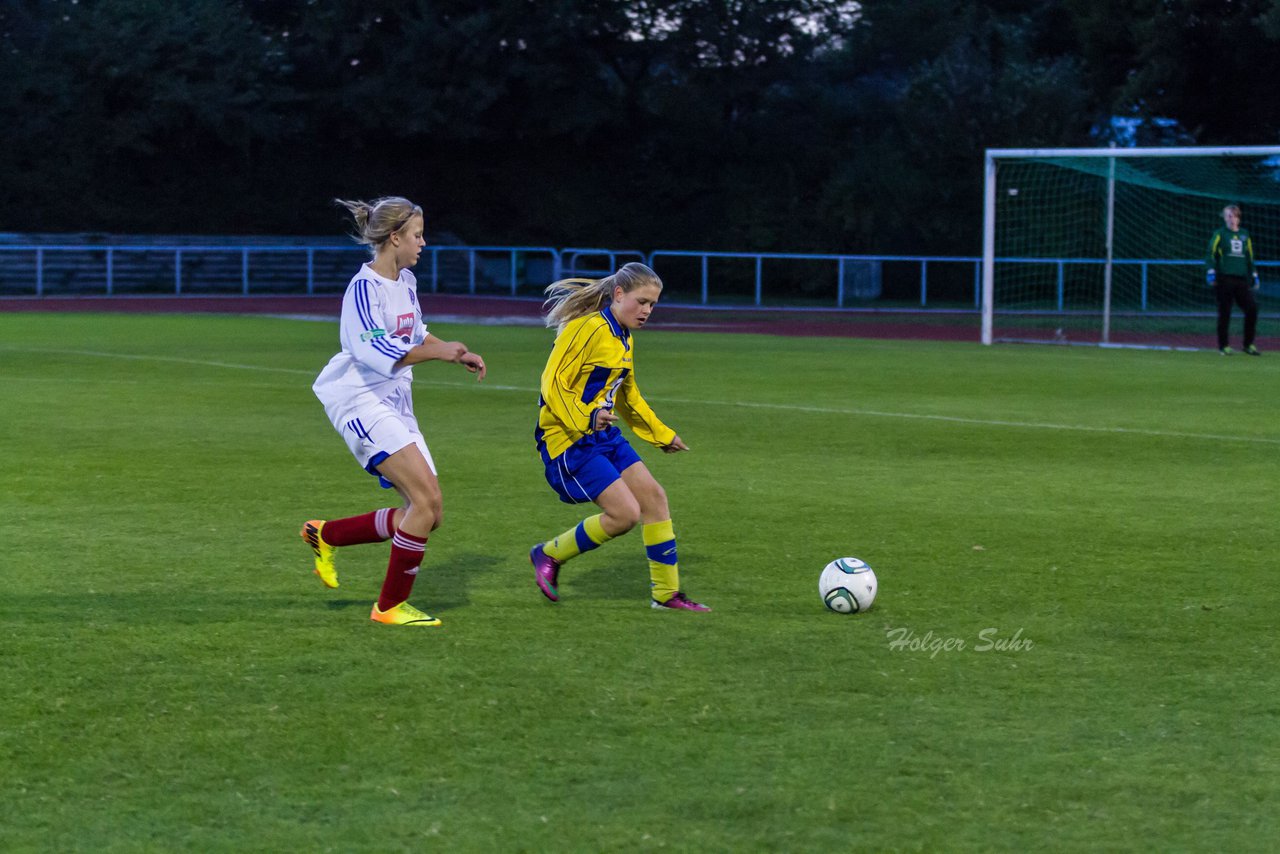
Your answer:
[336,399,437,482]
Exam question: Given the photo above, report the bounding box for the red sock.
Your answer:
[321,508,396,546]
[377,529,427,611]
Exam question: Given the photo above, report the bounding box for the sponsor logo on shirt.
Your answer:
[394,313,415,338]
[361,328,387,341]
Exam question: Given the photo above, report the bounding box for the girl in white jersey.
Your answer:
[303,196,486,627]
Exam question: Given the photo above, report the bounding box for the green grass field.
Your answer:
[2,312,1278,852]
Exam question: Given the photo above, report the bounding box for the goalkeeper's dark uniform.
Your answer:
[1205,214,1260,353]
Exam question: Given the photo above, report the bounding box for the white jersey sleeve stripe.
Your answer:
[350,280,408,362]
[353,281,409,361]
[354,281,380,331]
[371,335,406,360]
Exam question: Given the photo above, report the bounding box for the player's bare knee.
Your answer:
[643,484,669,518]
[399,491,442,532]
[613,503,642,532]
[417,497,443,531]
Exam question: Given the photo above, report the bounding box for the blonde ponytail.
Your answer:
[334,196,423,256]
[543,262,662,330]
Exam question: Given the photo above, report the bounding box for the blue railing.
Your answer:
[1,242,1270,308]
[648,250,982,308]
[998,257,1277,310]
[0,244,563,298]
[561,248,648,279]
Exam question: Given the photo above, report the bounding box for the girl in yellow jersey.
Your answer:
[530,262,710,611]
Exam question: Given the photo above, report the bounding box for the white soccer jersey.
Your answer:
[312,263,428,428]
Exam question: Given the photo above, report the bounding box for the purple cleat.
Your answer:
[651,591,711,612]
[530,544,561,602]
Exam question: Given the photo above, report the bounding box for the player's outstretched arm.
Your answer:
[395,337,486,380]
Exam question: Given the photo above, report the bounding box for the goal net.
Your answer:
[981,146,1280,349]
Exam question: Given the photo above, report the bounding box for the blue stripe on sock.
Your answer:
[646,540,678,565]
[574,521,601,554]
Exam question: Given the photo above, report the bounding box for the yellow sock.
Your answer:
[543,513,611,562]
[643,519,679,603]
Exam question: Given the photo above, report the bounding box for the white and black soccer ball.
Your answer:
[819,557,877,613]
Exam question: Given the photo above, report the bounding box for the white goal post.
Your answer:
[981,145,1280,348]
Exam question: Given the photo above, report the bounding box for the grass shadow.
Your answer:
[315,551,505,614]
[557,556,650,602]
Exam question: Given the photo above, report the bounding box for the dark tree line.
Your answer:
[3,0,1280,254]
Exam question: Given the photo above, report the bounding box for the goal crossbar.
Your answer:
[981,146,1280,346]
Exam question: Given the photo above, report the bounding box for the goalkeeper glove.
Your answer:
[1206,269,1216,286]
[1253,273,1261,291]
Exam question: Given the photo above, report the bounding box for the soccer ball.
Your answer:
[819,557,877,613]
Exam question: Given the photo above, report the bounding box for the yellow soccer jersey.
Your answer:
[536,309,676,460]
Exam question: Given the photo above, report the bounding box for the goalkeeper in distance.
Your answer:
[1205,204,1262,356]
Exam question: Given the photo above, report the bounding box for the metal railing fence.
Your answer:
[2,241,1270,309]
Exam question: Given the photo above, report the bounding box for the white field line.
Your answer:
[4,346,1279,446]
[659,397,1280,445]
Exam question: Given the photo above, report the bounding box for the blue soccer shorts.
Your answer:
[543,427,642,504]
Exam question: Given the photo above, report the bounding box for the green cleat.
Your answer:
[1245,345,1262,356]
[1219,347,1235,356]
